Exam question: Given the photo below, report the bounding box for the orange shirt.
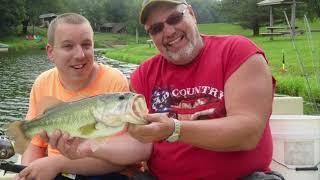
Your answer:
[26,63,129,156]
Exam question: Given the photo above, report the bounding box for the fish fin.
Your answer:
[38,96,64,115]
[95,122,106,130]
[6,121,30,154]
[79,123,96,136]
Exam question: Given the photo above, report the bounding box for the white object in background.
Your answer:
[270,115,320,180]
[273,96,303,115]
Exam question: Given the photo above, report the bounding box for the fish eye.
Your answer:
[0,149,6,158]
[118,95,125,100]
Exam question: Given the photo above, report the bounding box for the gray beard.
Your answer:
[167,40,195,63]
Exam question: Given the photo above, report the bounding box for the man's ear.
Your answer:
[46,44,54,62]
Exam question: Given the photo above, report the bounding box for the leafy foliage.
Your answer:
[188,0,224,23]
[0,0,25,37]
[220,0,270,36]
[0,0,319,37]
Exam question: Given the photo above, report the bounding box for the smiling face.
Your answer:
[145,3,204,65]
[46,22,95,86]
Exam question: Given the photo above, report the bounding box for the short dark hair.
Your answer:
[47,13,92,45]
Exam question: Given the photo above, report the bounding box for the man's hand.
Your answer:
[128,113,175,143]
[39,129,93,160]
[17,156,62,180]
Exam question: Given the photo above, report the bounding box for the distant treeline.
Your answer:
[0,0,319,37]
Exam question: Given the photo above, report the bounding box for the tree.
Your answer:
[23,0,64,35]
[0,0,25,37]
[103,0,131,22]
[188,0,223,23]
[125,0,145,35]
[220,0,269,36]
[60,0,107,31]
[305,0,320,18]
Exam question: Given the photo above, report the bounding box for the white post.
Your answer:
[136,27,139,44]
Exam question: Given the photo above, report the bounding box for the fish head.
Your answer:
[96,93,148,125]
[0,136,15,159]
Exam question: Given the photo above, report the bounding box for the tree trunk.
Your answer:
[253,21,260,36]
[22,20,29,35]
[253,27,259,36]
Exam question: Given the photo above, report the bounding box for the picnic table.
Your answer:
[260,26,287,40]
[266,26,285,32]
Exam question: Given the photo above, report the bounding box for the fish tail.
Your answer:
[6,121,30,154]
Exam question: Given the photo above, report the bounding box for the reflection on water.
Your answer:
[0,50,138,134]
[0,50,52,133]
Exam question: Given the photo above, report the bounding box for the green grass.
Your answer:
[94,32,150,48]
[198,23,252,36]
[1,26,47,51]
[104,44,158,64]
[1,36,47,51]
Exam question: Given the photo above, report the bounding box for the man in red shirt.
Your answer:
[128,0,283,179]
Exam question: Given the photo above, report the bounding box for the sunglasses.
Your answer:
[146,8,188,35]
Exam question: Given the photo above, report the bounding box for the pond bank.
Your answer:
[0,43,9,52]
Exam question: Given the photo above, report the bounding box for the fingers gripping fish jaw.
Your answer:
[129,95,149,124]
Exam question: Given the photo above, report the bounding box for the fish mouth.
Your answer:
[130,94,149,124]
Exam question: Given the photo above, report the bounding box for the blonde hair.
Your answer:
[47,13,92,45]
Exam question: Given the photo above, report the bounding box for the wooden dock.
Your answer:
[0,43,9,52]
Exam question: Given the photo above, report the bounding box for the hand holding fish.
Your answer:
[128,113,175,143]
[40,129,94,160]
[17,156,63,180]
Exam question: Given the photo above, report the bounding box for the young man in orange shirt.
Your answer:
[17,13,131,180]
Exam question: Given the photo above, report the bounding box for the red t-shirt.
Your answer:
[131,35,275,180]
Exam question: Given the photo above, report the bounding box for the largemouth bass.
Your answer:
[7,92,148,153]
[0,136,14,159]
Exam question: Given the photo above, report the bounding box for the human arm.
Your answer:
[18,155,125,180]
[21,143,46,165]
[40,130,152,165]
[80,133,152,165]
[129,54,273,151]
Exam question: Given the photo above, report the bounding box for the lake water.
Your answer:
[0,50,138,135]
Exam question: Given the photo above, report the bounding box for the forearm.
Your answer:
[179,114,266,151]
[91,133,152,165]
[21,143,46,165]
[56,155,125,176]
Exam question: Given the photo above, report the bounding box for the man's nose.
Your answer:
[74,45,85,58]
[162,23,176,36]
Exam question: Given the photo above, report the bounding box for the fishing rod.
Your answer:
[0,135,76,180]
[283,10,319,113]
[0,161,76,180]
[303,14,320,90]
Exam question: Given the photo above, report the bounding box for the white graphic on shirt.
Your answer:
[151,86,225,120]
